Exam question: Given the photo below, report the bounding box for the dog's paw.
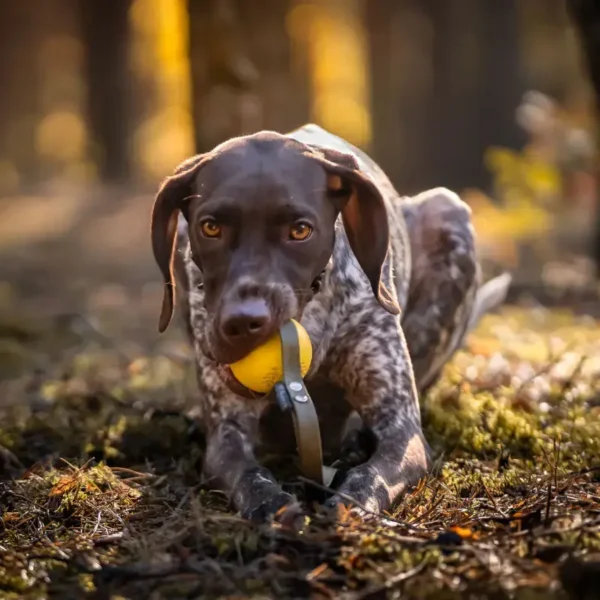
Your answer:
[323,464,388,515]
[241,490,298,524]
[322,495,370,524]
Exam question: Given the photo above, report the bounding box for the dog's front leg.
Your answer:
[202,401,297,523]
[326,314,430,513]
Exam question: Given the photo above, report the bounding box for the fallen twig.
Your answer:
[344,561,427,599]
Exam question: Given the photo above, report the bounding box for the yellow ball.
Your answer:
[229,319,312,394]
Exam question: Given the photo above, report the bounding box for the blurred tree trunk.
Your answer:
[426,0,486,192]
[566,0,600,274]
[186,0,314,154]
[367,0,525,194]
[237,0,306,134]
[187,0,213,153]
[365,1,431,194]
[80,0,133,183]
[473,0,527,189]
[187,0,259,153]
[428,0,526,192]
[0,3,43,184]
[566,0,600,109]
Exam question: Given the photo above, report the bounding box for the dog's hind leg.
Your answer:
[400,187,510,394]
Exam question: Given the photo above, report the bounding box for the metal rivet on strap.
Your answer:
[289,382,303,392]
[294,394,309,403]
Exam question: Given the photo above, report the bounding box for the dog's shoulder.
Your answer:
[288,124,411,308]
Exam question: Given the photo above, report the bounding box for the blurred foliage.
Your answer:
[0,0,598,287]
[465,91,597,274]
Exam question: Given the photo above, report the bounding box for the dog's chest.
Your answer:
[257,378,352,459]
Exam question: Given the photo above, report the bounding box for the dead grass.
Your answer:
[1,304,600,599]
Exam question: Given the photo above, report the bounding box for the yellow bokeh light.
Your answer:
[129,0,195,179]
[289,0,372,149]
[313,94,371,148]
[35,111,87,162]
[134,107,195,180]
[286,3,316,39]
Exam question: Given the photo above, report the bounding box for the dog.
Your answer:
[150,124,510,522]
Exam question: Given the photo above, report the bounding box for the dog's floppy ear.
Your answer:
[151,154,210,333]
[305,147,400,315]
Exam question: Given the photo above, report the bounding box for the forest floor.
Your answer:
[1,290,600,599]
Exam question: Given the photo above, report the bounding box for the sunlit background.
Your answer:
[0,0,598,362]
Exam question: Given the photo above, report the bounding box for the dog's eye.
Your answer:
[200,219,221,238]
[289,222,313,241]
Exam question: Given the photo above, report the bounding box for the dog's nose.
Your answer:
[219,299,273,343]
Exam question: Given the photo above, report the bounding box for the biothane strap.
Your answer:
[276,321,337,489]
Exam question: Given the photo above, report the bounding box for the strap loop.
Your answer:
[278,321,338,499]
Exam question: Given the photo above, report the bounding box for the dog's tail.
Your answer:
[466,272,513,334]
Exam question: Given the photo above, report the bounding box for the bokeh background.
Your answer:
[0,0,598,381]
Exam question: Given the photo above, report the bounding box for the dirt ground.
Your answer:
[1,189,600,599]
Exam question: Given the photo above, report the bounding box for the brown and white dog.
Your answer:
[151,124,510,522]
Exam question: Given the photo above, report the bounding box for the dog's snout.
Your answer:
[219,298,273,343]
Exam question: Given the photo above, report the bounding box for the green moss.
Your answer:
[1,306,599,598]
[423,386,542,459]
[422,309,600,473]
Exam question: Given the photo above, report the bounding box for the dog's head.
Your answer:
[151,131,399,364]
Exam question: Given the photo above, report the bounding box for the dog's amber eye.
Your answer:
[200,219,221,238]
[289,222,312,241]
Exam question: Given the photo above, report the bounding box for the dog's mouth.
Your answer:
[207,336,267,366]
[199,328,246,365]
[204,307,304,366]
[215,363,265,399]
[201,329,268,398]
[201,295,308,398]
